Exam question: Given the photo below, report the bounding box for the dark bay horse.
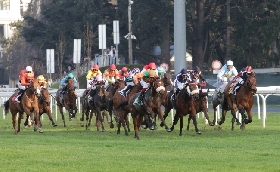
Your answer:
[24,87,57,128]
[4,79,42,134]
[55,79,77,127]
[90,84,110,132]
[163,83,200,136]
[128,79,167,140]
[219,73,257,130]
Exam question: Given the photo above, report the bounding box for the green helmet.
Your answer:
[143,71,150,78]
[157,67,165,77]
[67,73,74,79]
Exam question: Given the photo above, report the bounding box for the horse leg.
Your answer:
[24,115,29,128]
[108,100,114,128]
[17,112,23,134]
[179,116,183,136]
[157,107,171,131]
[85,109,90,129]
[192,113,201,134]
[132,115,140,140]
[59,106,66,127]
[170,113,179,132]
[160,102,171,127]
[187,114,191,131]
[97,109,105,132]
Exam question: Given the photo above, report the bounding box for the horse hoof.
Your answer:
[209,122,215,126]
[110,124,114,129]
[53,124,57,127]
[149,127,154,130]
[197,131,201,134]
[160,123,164,127]
[102,129,106,132]
[80,118,84,121]
[166,129,171,132]
[39,128,44,133]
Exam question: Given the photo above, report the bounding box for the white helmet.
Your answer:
[226,60,233,66]
[95,75,103,82]
[26,66,32,72]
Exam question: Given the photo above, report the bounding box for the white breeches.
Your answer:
[18,82,26,90]
[140,79,149,89]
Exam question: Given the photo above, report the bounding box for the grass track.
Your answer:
[0,108,280,172]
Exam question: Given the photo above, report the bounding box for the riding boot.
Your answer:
[124,85,133,96]
[61,86,67,95]
[14,89,24,103]
[139,92,145,104]
[172,89,180,101]
[118,85,128,97]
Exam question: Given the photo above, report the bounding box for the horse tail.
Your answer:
[4,100,9,115]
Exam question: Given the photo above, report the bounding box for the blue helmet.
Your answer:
[180,68,187,74]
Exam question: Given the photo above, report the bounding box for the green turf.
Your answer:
[0,107,279,172]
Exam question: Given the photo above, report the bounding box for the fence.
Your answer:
[1,86,280,128]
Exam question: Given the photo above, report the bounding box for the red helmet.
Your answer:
[110,64,116,70]
[121,67,128,72]
[143,65,149,70]
[92,64,99,70]
[245,66,252,73]
[149,62,156,70]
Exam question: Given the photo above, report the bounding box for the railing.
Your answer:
[1,86,280,128]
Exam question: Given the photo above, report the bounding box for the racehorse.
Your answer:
[219,72,257,130]
[90,84,110,132]
[55,78,77,127]
[163,83,200,136]
[128,78,166,140]
[24,87,57,128]
[186,82,214,130]
[212,76,235,125]
[4,79,42,134]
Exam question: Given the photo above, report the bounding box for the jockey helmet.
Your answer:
[157,66,165,73]
[37,75,45,82]
[26,66,32,72]
[95,75,103,82]
[132,68,140,74]
[121,67,128,72]
[149,62,157,70]
[143,65,149,70]
[149,70,156,78]
[92,64,99,70]
[194,66,201,74]
[143,71,150,78]
[180,68,187,75]
[226,60,233,66]
[110,64,116,70]
[67,73,74,79]
[245,66,252,73]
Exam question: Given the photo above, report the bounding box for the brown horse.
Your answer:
[186,82,214,130]
[128,78,167,140]
[163,83,200,136]
[219,73,257,130]
[4,79,42,134]
[24,87,57,128]
[113,82,142,136]
[55,79,77,127]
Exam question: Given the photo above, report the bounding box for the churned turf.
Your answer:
[0,108,279,172]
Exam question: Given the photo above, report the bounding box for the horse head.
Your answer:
[67,79,75,91]
[151,78,165,97]
[244,72,257,94]
[162,72,172,86]
[96,84,108,98]
[28,79,41,96]
[186,83,200,100]
[40,88,50,106]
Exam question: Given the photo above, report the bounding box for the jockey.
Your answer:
[139,70,158,101]
[60,73,78,95]
[232,66,254,94]
[37,75,47,88]
[14,66,35,103]
[217,60,238,82]
[118,66,129,80]
[172,68,188,101]
[87,74,105,101]
[86,64,102,88]
[118,68,141,97]
[104,64,119,84]
[186,66,206,83]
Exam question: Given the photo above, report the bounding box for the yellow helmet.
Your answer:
[37,75,45,82]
